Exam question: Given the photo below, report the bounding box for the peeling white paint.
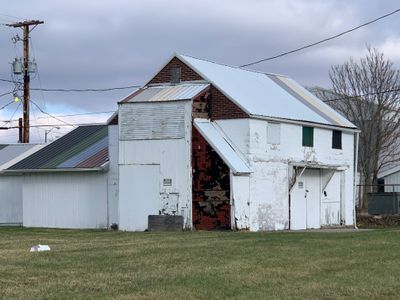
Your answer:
[216,118,355,231]
[118,101,192,230]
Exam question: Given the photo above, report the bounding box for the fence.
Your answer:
[357,184,400,215]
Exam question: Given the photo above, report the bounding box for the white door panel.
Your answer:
[290,168,321,230]
[119,164,160,231]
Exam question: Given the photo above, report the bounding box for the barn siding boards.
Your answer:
[119,101,186,140]
[23,172,108,229]
[192,127,231,230]
[118,99,193,231]
[0,176,23,225]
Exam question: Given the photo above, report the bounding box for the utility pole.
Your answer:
[7,20,43,143]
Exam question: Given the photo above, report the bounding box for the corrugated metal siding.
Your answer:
[0,176,23,224]
[23,172,108,228]
[120,102,186,140]
[127,84,209,103]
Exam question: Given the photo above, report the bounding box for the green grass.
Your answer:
[1,228,400,299]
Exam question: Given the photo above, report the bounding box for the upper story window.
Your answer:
[170,67,181,84]
[302,126,314,147]
[332,130,342,149]
[267,122,280,145]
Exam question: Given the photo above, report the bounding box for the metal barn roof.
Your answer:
[0,144,44,171]
[194,119,251,175]
[121,83,209,103]
[177,54,357,130]
[7,125,109,172]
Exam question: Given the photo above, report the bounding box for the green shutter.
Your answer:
[302,127,314,147]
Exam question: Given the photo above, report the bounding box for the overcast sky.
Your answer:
[1,0,400,142]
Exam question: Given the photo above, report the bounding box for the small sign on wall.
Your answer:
[163,178,172,186]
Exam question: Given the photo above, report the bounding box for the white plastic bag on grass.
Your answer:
[30,244,51,252]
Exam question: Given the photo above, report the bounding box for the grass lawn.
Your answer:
[1,228,400,299]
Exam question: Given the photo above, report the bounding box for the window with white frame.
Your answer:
[267,122,280,145]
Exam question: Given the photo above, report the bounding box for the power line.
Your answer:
[0,110,115,123]
[321,88,400,103]
[240,8,400,67]
[0,13,25,21]
[0,100,14,111]
[0,77,141,92]
[0,91,14,98]
[30,100,76,128]
[30,85,141,92]
[37,110,115,118]
[5,122,106,129]
[0,78,19,84]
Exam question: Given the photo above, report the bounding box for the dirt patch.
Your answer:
[357,214,400,228]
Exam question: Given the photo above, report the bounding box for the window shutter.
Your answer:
[302,126,314,147]
[332,130,342,149]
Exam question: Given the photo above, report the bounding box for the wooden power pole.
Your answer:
[7,20,43,143]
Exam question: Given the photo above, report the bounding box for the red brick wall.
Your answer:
[148,56,249,120]
[192,90,211,119]
[210,87,248,120]
[149,57,203,84]
[192,127,231,230]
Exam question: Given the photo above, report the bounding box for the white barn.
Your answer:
[0,144,43,226]
[4,125,119,229]
[118,53,359,231]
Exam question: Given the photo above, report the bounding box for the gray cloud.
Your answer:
[1,0,400,142]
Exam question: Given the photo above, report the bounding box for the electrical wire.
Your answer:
[0,91,14,98]
[240,8,400,67]
[0,13,25,21]
[30,85,141,92]
[0,77,140,92]
[322,88,400,103]
[0,110,115,123]
[30,100,76,127]
[0,100,15,111]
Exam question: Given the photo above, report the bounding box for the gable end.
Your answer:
[149,57,203,84]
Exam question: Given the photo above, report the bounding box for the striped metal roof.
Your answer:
[124,83,209,103]
[0,144,43,171]
[8,125,108,171]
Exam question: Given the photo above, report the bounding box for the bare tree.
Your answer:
[326,47,400,209]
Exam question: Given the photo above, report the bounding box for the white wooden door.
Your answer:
[119,164,160,231]
[321,171,341,226]
[290,168,321,230]
[305,169,321,229]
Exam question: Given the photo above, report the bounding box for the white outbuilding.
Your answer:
[4,124,119,229]
[0,144,43,226]
[118,53,359,231]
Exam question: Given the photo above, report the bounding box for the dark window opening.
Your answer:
[332,130,342,149]
[170,67,181,84]
[302,126,314,147]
